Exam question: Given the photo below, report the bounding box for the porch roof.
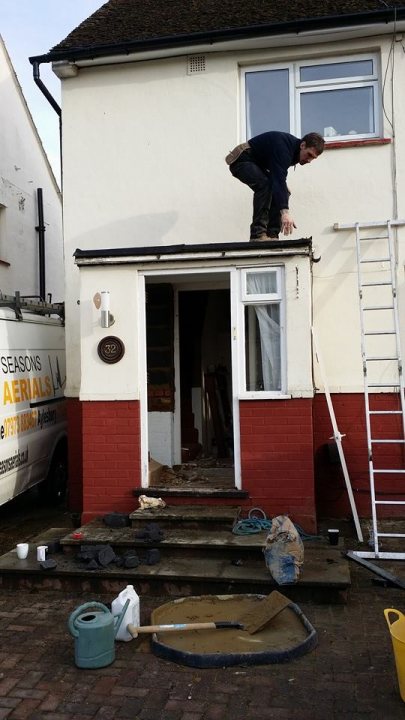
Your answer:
[74,238,313,266]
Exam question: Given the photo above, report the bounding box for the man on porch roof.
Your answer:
[226,131,324,242]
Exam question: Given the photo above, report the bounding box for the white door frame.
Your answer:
[137,274,148,488]
[230,267,241,489]
[173,287,181,465]
[138,266,241,489]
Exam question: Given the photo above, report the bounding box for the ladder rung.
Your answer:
[369,410,402,415]
[359,234,389,240]
[367,383,400,387]
[364,331,395,335]
[360,257,390,263]
[365,356,399,361]
[371,439,405,444]
[363,305,394,311]
[361,281,392,287]
[376,533,405,538]
[374,469,405,474]
[375,499,405,504]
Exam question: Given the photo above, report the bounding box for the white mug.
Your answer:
[37,545,48,562]
[16,543,29,560]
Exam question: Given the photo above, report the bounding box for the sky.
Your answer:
[1,0,107,183]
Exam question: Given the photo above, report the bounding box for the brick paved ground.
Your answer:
[0,560,405,720]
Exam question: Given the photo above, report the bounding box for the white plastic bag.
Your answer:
[112,584,140,641]
[139,495,166,510]
[263,515,304,585]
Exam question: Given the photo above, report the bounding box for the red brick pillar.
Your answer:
[81,400,141,522]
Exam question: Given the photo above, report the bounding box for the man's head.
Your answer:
[299,132,325,165]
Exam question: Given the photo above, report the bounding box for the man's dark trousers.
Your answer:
[229,148,280,239]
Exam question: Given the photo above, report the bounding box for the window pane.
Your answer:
[246,271,278,295]
[245,304,281,391]
[245,69,290,137]
[301,86,375,137]
[300,60,373,82]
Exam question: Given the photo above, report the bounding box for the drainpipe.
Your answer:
[35,188,46,300]
[32,61,62,176]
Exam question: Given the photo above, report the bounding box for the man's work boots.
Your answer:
[250,233,279,242]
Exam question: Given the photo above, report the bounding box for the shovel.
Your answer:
[238,590,291,634]
[127,590,291,638]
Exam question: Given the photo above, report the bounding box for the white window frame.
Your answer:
[237,266,287,399]
[241,52,380,142]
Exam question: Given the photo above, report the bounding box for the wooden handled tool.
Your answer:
[127,591,291,639]
[127,621,243,638]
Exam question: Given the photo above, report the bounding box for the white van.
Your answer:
[0,295,66,506]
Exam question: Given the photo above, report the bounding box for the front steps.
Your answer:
[0,504,351,603]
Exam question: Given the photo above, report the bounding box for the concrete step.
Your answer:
[0,526,351,604]
[129,504,241,530]
[60,521,268,560]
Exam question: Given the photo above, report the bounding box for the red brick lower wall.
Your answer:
[67,393,405,529]
[313,393,405,519]
[239,399,316,532]
[67,399,141,523]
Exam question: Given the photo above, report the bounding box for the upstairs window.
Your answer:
[242,54,380,142]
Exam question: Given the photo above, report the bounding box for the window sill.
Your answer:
[326,138,391,150]
[239,393,292,401]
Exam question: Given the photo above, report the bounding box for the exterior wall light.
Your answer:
[100,290,115,328]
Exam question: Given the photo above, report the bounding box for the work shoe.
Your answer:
[250,234,271,242]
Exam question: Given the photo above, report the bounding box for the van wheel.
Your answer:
[41,450,68,505]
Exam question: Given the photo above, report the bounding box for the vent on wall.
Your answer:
[188,55,206,74]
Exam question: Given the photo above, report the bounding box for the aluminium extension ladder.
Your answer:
[334,219,405,559]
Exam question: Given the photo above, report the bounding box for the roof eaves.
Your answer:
[29,7,405,65]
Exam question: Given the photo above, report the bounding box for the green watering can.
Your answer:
[68,599,129,669]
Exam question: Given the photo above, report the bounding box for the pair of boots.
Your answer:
[250,233,279,242]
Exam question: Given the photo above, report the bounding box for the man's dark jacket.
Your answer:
[248,131,301,210]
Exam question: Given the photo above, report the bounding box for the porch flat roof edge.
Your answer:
[74,238,312,264]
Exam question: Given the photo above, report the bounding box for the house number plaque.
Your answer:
[97,336,125,364]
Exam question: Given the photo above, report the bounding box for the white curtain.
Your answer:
[247,274,281,391]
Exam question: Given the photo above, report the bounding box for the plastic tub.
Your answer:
[150,593,317,668]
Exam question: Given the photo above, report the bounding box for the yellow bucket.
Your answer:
[384,608,405,702]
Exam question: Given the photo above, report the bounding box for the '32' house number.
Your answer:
[97,336,125,364]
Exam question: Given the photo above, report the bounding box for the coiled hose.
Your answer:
[232,507,321,540]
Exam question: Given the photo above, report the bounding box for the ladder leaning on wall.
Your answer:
[334,219,405,559]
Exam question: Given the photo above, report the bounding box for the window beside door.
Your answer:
[242,54,380,142]
[239,267,286,396]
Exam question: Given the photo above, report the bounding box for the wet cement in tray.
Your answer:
[151,595,309,654]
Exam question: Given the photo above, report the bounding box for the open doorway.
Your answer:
[145,280,236,491]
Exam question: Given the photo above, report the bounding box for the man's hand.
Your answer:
[280,209,297,236]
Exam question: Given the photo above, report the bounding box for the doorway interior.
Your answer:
[144,275,237,491]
